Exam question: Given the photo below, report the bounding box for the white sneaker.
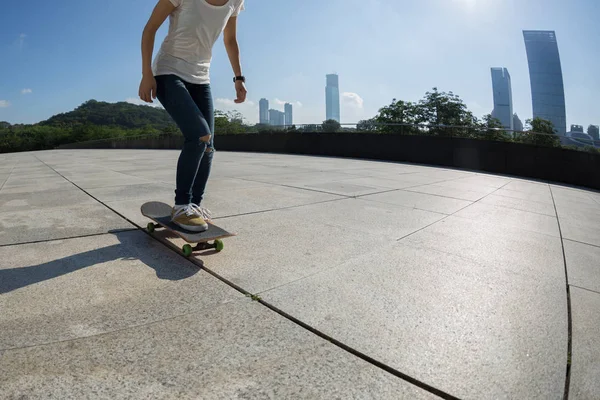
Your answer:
[171,204,209,232]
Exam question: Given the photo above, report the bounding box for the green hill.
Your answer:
[0,99,180,153]
[39,99,174,130]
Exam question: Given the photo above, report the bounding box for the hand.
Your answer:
[139,74,157,103]
[234,80,247,104]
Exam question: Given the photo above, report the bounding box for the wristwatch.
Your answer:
[233,76,245,83]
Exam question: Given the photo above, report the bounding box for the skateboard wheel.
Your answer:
[182,244,193,257]
[214,239,224,252]
[147,223,155,233]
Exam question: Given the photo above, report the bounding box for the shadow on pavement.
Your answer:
[0,230,200,294]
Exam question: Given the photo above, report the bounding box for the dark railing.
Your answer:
[56,122,600,153]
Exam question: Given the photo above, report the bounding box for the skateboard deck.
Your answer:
[141,201,235,256]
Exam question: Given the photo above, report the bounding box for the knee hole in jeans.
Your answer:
[199,134,212,144]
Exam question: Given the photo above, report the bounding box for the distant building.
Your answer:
[570,125,584,133]
[588,125,599,141]
[513,113,524,132]
[326,74,340,122]
[490,68,514,131]
[523,30,567,135]
[269,109,285,126]
[259,98,269,125]
[284,103,293,126]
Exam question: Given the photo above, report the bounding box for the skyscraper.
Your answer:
[259,98,269,125]
[490,68,514,131]
[326,74,340,122]
[588,125,599,141]
[523,30,567,135]
[513,114,524,132]
[284,103,293,126]
[269,109,285,126]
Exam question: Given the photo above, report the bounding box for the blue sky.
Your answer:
[1,0,598,128]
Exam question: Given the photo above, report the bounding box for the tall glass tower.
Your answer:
[523,30,567,135]
[325,74,340,122]
[490,67,514,131]
[284,103,293,126]
[259,98,269,125]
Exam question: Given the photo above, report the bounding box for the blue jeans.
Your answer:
[155,74,214,206]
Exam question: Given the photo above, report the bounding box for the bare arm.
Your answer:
[223,16,247,103]
[139,0,175,102]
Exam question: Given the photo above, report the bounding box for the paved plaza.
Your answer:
[1,149,599,399]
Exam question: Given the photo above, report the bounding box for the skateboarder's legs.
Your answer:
[155,74,214,207]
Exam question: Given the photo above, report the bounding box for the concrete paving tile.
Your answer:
[73,175,155,189]
[558,211,600,247]
[202,184,343,217]
[453,202,560,237]
[429,179,499,195]
[262,242,567,400]
[239,170,366,187]
[364,172,449,186]
[404,184,491,201]
[329,176,429,190]
[0,202,132,245]
[564,240,600,293]
[3,176,66,188]
[108,184,342,228]
[479,193,557,216]
[0,188,96,213]
[363,189,472,214]
[0,299,436,400]
[503,181,551,195]
[0,181,75,194]
[201,198,444,293]
[403,216,565,280]
[494,188,554,204]
[452,174,512,189]
[87,183,174,203]
[569,287,600,400]
[0,231,239,349]
[304,181,386,196]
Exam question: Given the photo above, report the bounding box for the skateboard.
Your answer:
[141,201,236,257]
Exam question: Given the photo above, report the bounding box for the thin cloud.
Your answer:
[274,98,302,107]
[342,92,364,108]
[17,33,27,50]
[0,100,11,108]
[21,89,32,95]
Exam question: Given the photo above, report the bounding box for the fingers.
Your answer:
[234,87,247,104]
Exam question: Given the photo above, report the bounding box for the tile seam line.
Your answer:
[0,229,137,248]
[0,166,15,193]
[32,154,460,400]
[569,284,600,296]
[395,179,515,243]
[550,185,573,400]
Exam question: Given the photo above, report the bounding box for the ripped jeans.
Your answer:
[155,74,214,206]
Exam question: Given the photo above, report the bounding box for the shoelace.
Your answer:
[197,206,212,220]
[173,204,212,220]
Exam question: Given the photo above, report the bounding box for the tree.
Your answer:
[479,114,510,142]
[519,117,560,147]
[416,88,478,134]
[322,119,341,133]
[214,109,246,134]
[356,118,378,132]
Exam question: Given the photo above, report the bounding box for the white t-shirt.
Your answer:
[152,0,245,84]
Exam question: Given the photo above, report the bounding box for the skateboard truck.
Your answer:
[146,222,225,257]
